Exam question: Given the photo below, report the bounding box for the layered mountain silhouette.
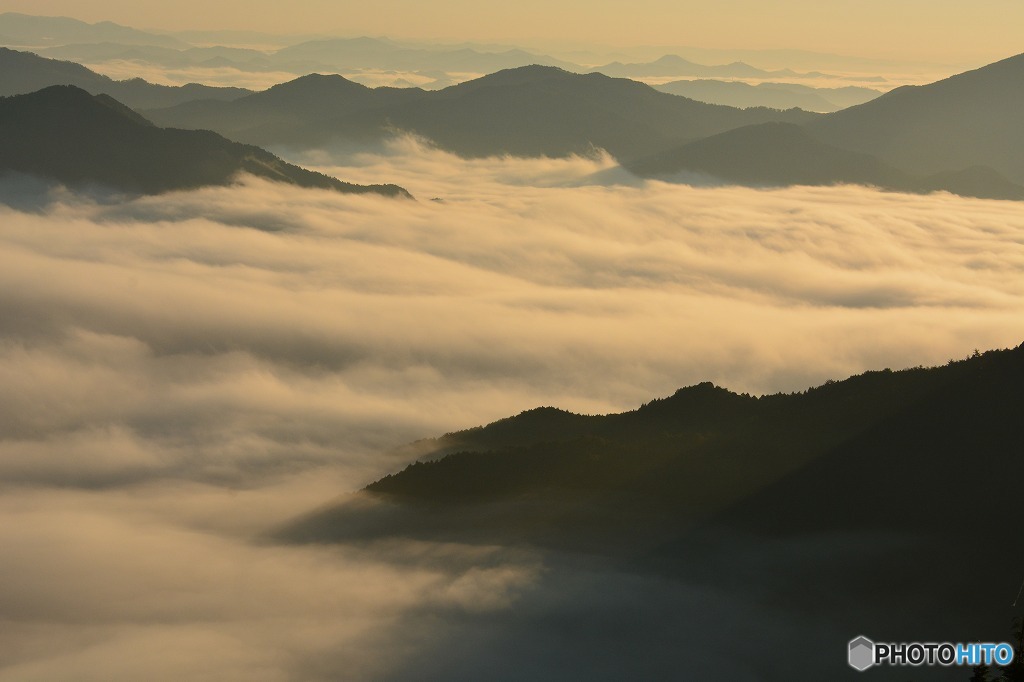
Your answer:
[8,38,1024,201]
[654,79,881,113]
[143,53,1024,200]
[38,42,276,74]
[0,85,409,197]
[591,54,816,79]
[23,33,581,81]
[271,37,580,75]
[0,47,252,110]
[147,65,817,161]
[629,53,1024,199]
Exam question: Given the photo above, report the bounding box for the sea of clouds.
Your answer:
[1,141,1021,679]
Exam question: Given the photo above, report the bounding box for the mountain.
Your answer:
[627,122,909,186]
[364,67,817,160]
[38,42,278,74]
[0,47,252,109]
[280,343,1024,675]
[654,79,881,113]
[26,34,585,81]
[270,37,580,74]
[0,12,184,48]
[282,343,1024,549]
[0,13,586,80]
[624,122,1024,200]
[0,85,409,197]
[144,73,426,146]
[659,343,1024,670]
[147,65,818,162]
[806,52,1024,183]
[591,54,817,79]
[627,53,1024,201]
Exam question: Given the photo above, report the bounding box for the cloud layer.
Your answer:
[1,142,1022,678]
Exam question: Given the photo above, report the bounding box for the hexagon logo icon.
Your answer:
[849,636,875,671]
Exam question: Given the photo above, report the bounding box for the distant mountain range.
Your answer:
[142,54,1024,200]
[3,13,877,89]
[654,79,881,113]
[5,41,1024,201]
[590,53,827,80]
[145,66,817,161]
[1,18,580,81]
[29,36,581,79]
[0,85,409,197]
[38,41,279,74]
[0,47,252,109]
[0,12,185,48]
[629,52,1024,199]
[271,36,580,75]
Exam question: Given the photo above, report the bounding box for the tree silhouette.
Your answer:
[996,617,1024,682]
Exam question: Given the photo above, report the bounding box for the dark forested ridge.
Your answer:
[282,343,1024,678]
[0,85,410,197]
[282,343,1024,554]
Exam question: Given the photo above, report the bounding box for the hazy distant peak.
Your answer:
[651,54,699,66]
[269,72,368,90]
[478,64,575,81]
[457,65,642,92]
[439,64,580,95]
[0,11,185,48]
[0,11,86,26]
[255,73,370,101]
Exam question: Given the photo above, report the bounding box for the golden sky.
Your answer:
[6,0,1024,63]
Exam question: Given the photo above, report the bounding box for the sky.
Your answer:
[5,0,1024,63]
